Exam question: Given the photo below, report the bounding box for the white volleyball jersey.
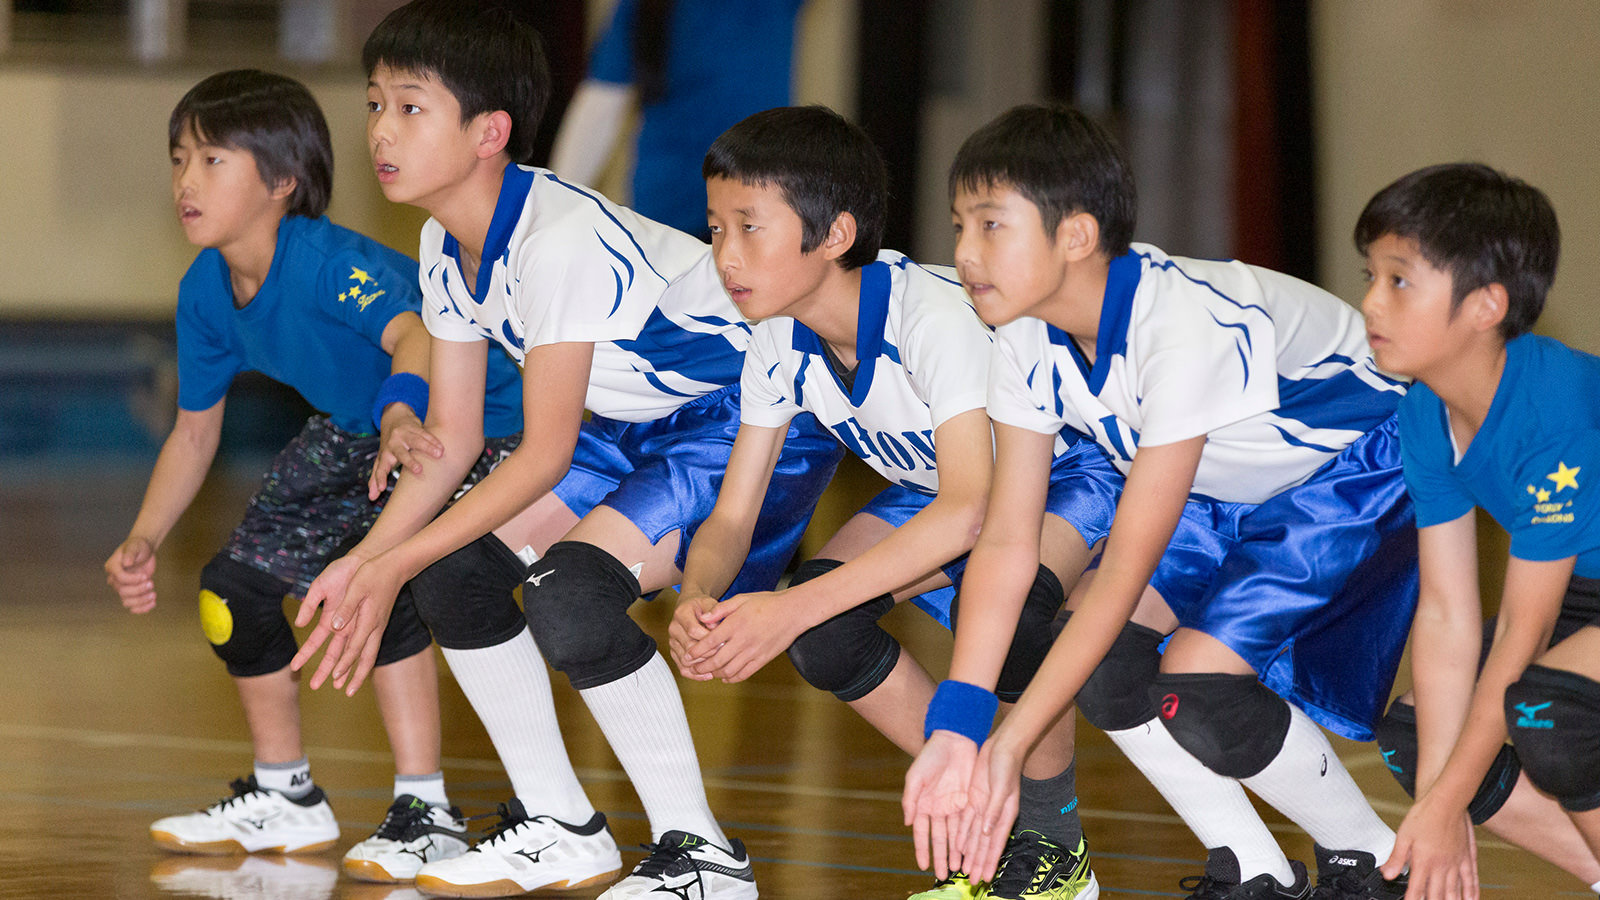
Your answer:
[740,252,990,495]
[989,243,1406,503]
[420,164,749,422]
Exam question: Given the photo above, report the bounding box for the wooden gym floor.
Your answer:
[0,455,1588,898]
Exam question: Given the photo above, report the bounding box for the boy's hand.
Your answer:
[291,553,403,695]
[687,591,804,683]
[104,536,159,613]
[370,409,445,500]
[904,729,979,880]
[962,736,1024,883]
[669,593,721,678]
[1383,794,1478,899]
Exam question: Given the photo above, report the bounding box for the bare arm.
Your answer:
[678,421,788,603]
[688,409,994,683]
[104,401,225,612]
[955,435,1202,881]
[671,421,787,675]
[368,311,443,493]
[1386,511,1569,893]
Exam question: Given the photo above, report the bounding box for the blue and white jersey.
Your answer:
[989,243,1406,503]
[420,163,749,422]
[1402,334,1600,576]
[740,252,988,495]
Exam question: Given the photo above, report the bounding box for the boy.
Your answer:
[104,69,522,881]
[1358,163,1600,899]
[670,105,1108,900]
[902,105,1417,900]
[290,3,838,897]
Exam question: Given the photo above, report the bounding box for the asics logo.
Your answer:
[1160,693,1179,719]
[529,569,556,587]
[1514,700,1555,729]
[1381,749,1403,774]
[513,840,557,863]
[1330,855,1360,866]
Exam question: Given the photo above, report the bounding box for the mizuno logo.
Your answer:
[241,811,282,830]
[513,840,556,863]
[529,569,555,587]
[1514,701,1555,729]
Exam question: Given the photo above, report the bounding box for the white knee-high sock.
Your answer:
[1242,704,1395,859]
[440,630,596,824]
[579,653,726,845]
[1108,718,1296,885]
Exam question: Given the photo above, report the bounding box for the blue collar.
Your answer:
[441,162,536,303]
[1047,249,1141,394]
[790,260,891,404]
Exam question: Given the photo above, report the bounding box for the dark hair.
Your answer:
[949,104,1135,257]
[1354,163,1559,340]
[703,106,887,270]
[168,69,332,219]
[362,0,551,165]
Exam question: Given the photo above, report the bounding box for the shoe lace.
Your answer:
[1177,873,1235,900]
[374,800,435,841]
[212,777,265,812]
[989,833,1053,895]
[632,837,703,890]
[470,803,530,849]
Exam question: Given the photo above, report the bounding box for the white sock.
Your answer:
[255,757,313,799]
[394,771,448,806]
[1242,704,1396,860]
[580,653,726,844]
[1589,877,1600,894]
[440,630,596,824]
[1108,719,1295,885]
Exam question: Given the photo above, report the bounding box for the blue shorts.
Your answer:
[861,436,1123,628]
[552,384,844,597]
[1151,415,1419,741]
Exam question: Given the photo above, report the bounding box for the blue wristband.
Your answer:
[372,372,429,429]
[924,679,999,745]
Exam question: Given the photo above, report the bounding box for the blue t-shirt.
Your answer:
[176,214,523,437]
[1400,334,1600,576]
[589,0,802,236]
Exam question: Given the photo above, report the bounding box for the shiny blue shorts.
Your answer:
[552,383,844,598]
[1153,415,1419,740]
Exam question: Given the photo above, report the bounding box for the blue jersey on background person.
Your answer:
[551,0,804,238]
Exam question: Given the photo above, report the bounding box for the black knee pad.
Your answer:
[199,554,296,678]
[1376,700,1519,824]
[523,541,654,690]
[407,534,527,651]
[947,566,1066,703]
[1152,672,1291,779]
[995,566,1066,703]
[1075,618,1165,731]
[1506,665,1600,811]
[784,559,901,701]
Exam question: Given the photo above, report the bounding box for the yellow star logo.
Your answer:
[349,266,373,285]
[1547,462,1581,493]
[1537,488,1551,503]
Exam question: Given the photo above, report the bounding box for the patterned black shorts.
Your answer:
[223,416,518,594]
